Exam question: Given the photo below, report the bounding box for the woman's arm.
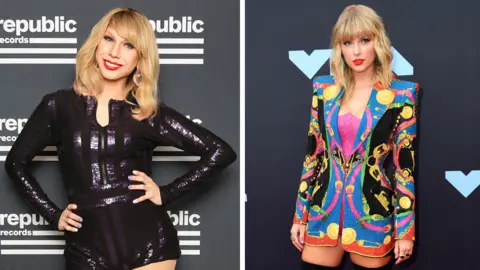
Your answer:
[391,83,419,241]
[293,87,325,225]
[4,93,62,229]
[151,103,237,205]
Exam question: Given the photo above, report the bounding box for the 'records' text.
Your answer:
[167,211,200,226]
[149,16,204,33]
[0,213,49,236]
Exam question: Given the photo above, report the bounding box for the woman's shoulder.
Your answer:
[155,101,186,122]
[312,75,336,97]
[312,75,335,89]
[390,79,420,105]
[390,79,419,92]
[41,87,77,104]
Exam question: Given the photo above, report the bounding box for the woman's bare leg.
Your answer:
[133,260,177,270]
[301,244,345,267]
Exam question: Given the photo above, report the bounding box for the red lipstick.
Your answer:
[103,59,123,71]
[353,59,365,66]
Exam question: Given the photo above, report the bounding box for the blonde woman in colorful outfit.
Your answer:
[290,5,418,270]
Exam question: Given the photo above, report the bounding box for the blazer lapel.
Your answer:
[350,86,395,156]
[323,85,344,153]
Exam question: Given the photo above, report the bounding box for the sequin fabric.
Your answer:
[337,113,361,237]
[4,89,237,269]
[338,113,361,160]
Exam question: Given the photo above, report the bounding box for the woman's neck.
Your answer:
[352,64,375,89]
[98,79,128,102]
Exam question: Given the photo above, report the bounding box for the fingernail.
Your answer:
[132,170,137,173]
[128,175,133,180]
[74,228,78,232]
[78,224,82,228]
[128,185,132,189]
[79,218,83,222]
[133,199,137,204]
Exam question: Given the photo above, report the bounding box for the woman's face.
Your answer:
[95,26,139,82]
[340,35,376,74]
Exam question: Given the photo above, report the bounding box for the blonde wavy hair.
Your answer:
[74,7,159,119]
[330,5,393,91]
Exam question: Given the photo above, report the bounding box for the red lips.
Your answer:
[103,59,123,71]
[353,59,365,66]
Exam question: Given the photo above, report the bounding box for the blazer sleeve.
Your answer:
[151,103,237,205]
[390,83,419,241]
[4,93,62,229]
[293,80,325,225]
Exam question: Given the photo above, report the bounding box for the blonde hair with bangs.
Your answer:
[330,5,393,91]
[74,7,159,119]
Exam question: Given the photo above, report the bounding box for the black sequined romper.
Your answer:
[4,89,237,269]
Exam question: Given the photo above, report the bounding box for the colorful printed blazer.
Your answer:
[293,75,419,257]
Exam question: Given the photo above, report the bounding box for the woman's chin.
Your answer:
[99,72,126,82]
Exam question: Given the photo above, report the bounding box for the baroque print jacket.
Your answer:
[293,75,419,257]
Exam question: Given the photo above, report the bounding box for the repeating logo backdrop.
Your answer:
[0,0,239,269]
[246,0,480,269]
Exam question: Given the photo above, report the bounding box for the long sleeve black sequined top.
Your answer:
[4,89,237,229]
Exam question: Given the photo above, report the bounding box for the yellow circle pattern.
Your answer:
[323,85,339,101]
[312,95,318,108]
[341,228,357,245]
[346,184,355,194]
[399,196,412,209]
[384,235,392,245]
[327,223,339,240]
[400,106,413,119]
[299,181,308,192]
[376,90,395,105]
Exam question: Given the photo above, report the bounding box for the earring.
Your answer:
[133,70,142,87]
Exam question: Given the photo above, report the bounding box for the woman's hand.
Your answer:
[394,239,414,264]
[290,223,307,252]
[128,170,162,205]
[58,204,83,232]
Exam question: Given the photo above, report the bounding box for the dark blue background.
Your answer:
[246,1,480,269]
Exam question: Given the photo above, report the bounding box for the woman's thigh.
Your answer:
[349,253,391,268]
[133,260,177,270]
[301,244,345,267]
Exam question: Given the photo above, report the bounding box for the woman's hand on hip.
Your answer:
[58,204,83,232]
[128,170,162,205]
[290,223,306,252]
